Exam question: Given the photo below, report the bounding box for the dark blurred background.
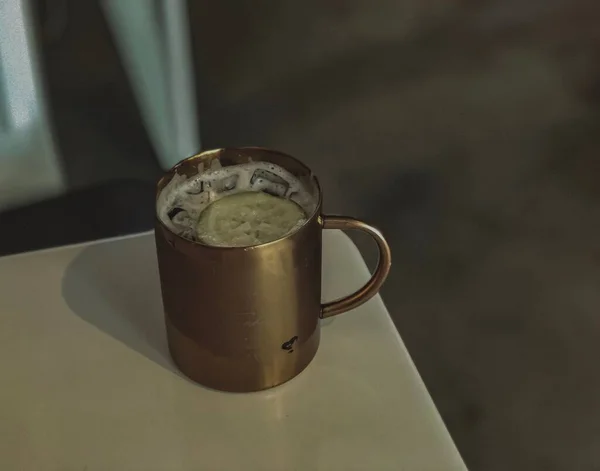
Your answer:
[2,1,600,469]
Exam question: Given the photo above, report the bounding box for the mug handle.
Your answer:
[320,215,392,318]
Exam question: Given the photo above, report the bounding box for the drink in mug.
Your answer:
[155,148,390,392]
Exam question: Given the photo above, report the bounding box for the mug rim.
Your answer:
[155,147,323,251]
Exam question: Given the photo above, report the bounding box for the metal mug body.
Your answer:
[155,148,391,392]
[155,207,322,392]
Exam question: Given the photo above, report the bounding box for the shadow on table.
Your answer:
[61,233,179,376]
[61,231,339,384]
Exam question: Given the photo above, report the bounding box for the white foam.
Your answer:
[157,161,317,241]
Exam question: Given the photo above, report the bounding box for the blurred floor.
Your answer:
[23,0,600,469]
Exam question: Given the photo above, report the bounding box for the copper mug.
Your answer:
[155,148,391,392]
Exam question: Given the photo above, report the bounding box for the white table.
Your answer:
[0,231,466,470]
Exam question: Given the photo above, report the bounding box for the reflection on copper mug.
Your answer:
[155,148,391,392]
